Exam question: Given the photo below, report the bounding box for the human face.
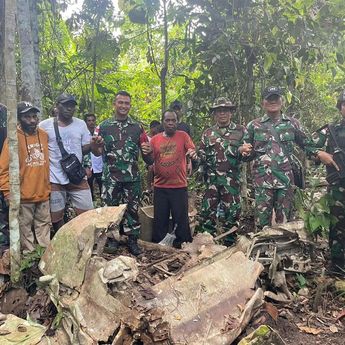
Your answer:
[85,116,96,132]
[57,101,76,123]
[150,125,161,137]
[173,107,182,121]
[262,95,283,115]
[19,111,39,134]
[113,95,131,119]
[214,107,233,127]
[163,111,177,136]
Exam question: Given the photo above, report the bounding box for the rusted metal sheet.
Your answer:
[39,205,126,289]
[140,250,264,344]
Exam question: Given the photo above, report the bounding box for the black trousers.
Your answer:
[153,187,192,245]
[88,172,102,200]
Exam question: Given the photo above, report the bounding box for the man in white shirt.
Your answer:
[83,113,103,200]
[40,94,93,231]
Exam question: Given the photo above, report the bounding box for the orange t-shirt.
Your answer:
[150,130,195,188]
[0,127,50,203]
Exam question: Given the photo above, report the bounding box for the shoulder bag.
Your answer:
[53,119,86,185]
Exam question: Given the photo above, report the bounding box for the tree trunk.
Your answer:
[0,0,5,101]
[91,16,101,113]
[160,0,168,113]
[17,0,39,107]
[29,0,42,111]
[4,0,21,283]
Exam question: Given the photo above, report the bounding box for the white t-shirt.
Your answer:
[91,153,103,173]
[39,117,91,184]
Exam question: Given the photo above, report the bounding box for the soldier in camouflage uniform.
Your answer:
[91,91,150,256]
[240,86,318,229]
[198,97,245,242]
[311,90,345,272]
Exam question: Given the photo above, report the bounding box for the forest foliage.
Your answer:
[9,0,345,137]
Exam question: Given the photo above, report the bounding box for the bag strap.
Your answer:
[53,118,69,158]
[328,123,342,151]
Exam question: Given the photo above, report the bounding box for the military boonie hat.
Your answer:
[56,93,77,105]
[336,90,345,110]
[17,101,40,115]
[210,97,237,111]
[262,86,283,99]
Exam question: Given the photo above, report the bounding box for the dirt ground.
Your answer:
[1,206,345,344]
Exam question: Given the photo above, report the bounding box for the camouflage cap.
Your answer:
[336,89,345,110]
[210,97,237,110]
[262,86,283,99]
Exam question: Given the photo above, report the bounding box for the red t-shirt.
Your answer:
[150,130,195,188]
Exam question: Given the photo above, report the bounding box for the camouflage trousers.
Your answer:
[255,186,294,229]
[102,180,141,237]
[329,185,345,269]
[200,183,241,236]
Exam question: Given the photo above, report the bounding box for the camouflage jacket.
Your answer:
[244,113,316,189]
[98,116,146,183]
[199,122,245,185]
[312,119,345,185]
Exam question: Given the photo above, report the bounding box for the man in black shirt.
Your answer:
[170,100,192,136]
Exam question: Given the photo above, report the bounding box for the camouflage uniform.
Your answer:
[199,122,246,236]
[244,113,315,228]
[98,116,145,237]
[312,120,345,269]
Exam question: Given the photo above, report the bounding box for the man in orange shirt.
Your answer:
[143,110,197,248]
[0,102,51,253]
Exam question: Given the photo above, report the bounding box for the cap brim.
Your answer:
[19,106,40,114]
[210,105,237,110]
[59,99,77,105]
[263,92,282,99]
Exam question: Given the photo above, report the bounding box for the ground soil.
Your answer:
[1,204,345,344]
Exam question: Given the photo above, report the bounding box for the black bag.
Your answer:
[290,155,305,189]
[266,121,305,189]
[53,119,86,185]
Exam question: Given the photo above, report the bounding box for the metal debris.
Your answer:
[36,206,264,344]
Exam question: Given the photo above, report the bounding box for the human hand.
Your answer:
[239,142,253,156]
[85,167,92,178]
[186,148,198,160]
[316,151,340,171]
[91,135,104,146]
[141,142,152,155]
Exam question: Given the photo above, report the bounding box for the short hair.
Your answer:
[114,90,131,100]
[84,113,96,121]
[170,100,182,110]
[162,109,177,121]
[150,120,161,128]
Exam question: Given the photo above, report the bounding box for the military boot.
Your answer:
[127,235,142,256]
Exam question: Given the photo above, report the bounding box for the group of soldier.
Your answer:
[0,86,345,274]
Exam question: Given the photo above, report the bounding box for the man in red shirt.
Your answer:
[143,110,197,248]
